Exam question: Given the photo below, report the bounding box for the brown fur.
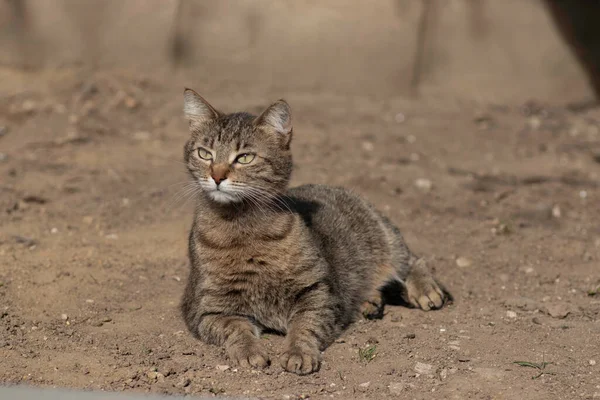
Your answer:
[180,89,447,375]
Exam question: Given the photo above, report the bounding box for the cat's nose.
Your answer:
[212,174,225,185]
[210,164,229,185]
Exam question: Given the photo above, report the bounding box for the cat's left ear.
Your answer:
[253,100,293,145]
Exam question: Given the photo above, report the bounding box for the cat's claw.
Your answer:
[405,275,445,311]
[227,342,270,369]
[280,346,321,375]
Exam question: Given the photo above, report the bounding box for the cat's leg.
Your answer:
[359,263,396,319]
[379,217,447,311]
[401,256,445,311]
[198,314,270,369]
[280,284,338,375]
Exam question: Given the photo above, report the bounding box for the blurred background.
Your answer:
[0,0,598,102]
[2,1,600,399]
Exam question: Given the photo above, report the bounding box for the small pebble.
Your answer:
[414,362,433,375]
[176,377,191,388]
[394,113,406,123]
[580,190,588,199]
[590,360,597,366]
[133,131,151,141]
[455,257,472,268]
[414,178,433,191]
[60,314,68,321]
[361,141,374,152]
[50,228,58,234]
[105,234,119,240]
[506,311,517,319]
[216,364,231,372]
[552,205,561,218]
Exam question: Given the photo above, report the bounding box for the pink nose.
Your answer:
[212,174,225,184]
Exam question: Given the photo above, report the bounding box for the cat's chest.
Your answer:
[197,242,314,331]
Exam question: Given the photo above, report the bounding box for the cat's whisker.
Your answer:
[167,182,203,210]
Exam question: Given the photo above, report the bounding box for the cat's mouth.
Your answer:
[207,190,238,203]
[200,179,241,204]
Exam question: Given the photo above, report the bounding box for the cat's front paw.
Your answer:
[280,346,321,375]
[227,340,270,369]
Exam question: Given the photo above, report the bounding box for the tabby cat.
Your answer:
[180,89,447,375]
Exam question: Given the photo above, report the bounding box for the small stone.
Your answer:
[552,205,561,218]
[85,299,94,303]
[21,100,37,113]
[0,153,7,162]
[176,377,191,388]
[543,303,572,319]
[50,228,58,234]
[439,368,448,380]
[390,315,402,323]
[590,360,597,366]
[124,96,139,109]
[404,333,416,339]
[455,257,472,268]
[133,131,151,141]
[357,382,370,392]
[580,190,588,199]
[506,310,517,319]
[82,216,94,225]
[394,113,406,123]
[105,234,119,240]
[528,116,541,130]
[414,178,433,191]
[388,382,405,395]
[216,364,231,372]
[361,141,374,152]
[414,362,433,375]
[60,314,69,321]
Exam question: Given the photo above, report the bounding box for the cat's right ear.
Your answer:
[183,88,221,127]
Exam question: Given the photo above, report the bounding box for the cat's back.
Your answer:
[287,184,387,251]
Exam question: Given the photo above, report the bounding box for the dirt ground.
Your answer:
[1,1,600,399]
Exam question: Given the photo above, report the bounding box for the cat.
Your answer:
[179,88,447,375]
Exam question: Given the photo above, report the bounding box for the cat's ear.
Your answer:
[253,99,292,137]
[183,88,221,125]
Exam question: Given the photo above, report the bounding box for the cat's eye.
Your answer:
[235,153,255,164]
[197,148,213,161]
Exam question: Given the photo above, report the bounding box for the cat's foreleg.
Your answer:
[197,313,270,368]
[280,283,338,375]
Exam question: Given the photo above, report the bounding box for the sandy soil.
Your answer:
[1,1,600,399]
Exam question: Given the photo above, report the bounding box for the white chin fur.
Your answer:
[207,190,239,203]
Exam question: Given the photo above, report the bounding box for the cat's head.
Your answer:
[183,89,293,205]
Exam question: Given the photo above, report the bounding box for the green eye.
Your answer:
[198,148,213,161]
[235,153,255,164]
